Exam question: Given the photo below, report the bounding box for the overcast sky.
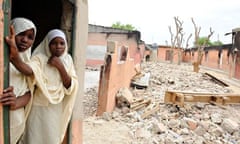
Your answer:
[88,0,240,46]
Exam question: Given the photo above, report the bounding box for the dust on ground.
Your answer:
[83,61,240,144]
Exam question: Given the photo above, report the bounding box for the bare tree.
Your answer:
[168,26,176,63]
[183,33,192,63]
[175,17,184,65]
[168,16,184,64]
[185,33,192,50]
[191,18,214,72]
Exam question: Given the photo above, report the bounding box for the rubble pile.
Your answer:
[83,61,240,144]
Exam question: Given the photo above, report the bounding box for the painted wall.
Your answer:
[157,45,240,80]
[157,46,182,63]
[96,41,136,115]
[87,31,141,67]
[235,52,240,79]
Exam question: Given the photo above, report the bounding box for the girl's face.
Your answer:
[49,37,66,57]
[15,28,35,52]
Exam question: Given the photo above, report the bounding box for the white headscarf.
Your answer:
[32,29,68,59]
[11,17,37,62]
[11,17,37,36]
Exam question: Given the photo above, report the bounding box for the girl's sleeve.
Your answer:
[64,55,79,96]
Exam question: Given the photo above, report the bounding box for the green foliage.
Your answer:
[194,36,223,46]
[196,37,212,46]
[112,21,136,31]
[212,40,223,46]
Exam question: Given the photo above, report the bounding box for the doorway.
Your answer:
[11,0,62,49]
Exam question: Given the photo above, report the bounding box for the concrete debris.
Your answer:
[131,72,150,89]
[84,61,240,144]
[116,87,134,108]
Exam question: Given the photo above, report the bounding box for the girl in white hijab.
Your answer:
[22,29,78,144]
[1,17,36,144]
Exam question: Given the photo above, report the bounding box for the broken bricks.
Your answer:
[116,87,160,119]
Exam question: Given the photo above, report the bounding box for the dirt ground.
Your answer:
[83,61,240,144]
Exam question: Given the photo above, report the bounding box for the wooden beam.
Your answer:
[164,90,240,106]
[130,99,151,111]
[141,102,160,119]
[204,72,229,87]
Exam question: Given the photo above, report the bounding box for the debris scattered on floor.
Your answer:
[84,62,240,144]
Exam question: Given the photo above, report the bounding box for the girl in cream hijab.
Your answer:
[22,29,78,144]
[0,17,36,144]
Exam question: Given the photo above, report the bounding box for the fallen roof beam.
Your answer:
[164,90,240,107]
[204,72,229,87]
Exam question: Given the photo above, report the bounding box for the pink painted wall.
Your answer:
[235,52,240,79]
[87,33,141,67]
[96,41,136,115]
[157,45,240,79]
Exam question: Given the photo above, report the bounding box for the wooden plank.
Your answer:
[175,93,184,107]
[204,72,229,87]
[130,99,151,111]
[216,95,240,104]
[165,91,213,103]
[141,102,160,119]
[164,91,240,106]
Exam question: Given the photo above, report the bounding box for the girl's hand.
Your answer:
[5,25,19,60]
[0,86,17,110]
[48,56,63,69]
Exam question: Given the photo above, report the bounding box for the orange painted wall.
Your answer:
[87,33,141,66]
[96,41,136,115]
[235,52,240,79]
[201,50,230,71]
[202,50,219,69]
[86,59,104,67]
[157,45,240,79]
[157,46,182,63]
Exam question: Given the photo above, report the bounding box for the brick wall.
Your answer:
[157,46,182,63]
[157,45,240,79]
[87,32,141,67]
[96,41,136,115]
[234,52,240,79]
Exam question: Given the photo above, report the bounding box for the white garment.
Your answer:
[23,29,78,144]
[9,17,36,144]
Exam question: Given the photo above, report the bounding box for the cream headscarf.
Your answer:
[11,17,37,62]
[28,29,78,142]
[32,29,67,59]
[9,17,36,144]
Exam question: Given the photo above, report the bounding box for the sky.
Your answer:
[88,0,240,46]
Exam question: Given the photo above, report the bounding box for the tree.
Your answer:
[168,17,192,64]
[191,18,214,72]
[196,37,212,46]
[168,17,182,64]
[212,40,223,46]
[196,37,223,46]
[112,21,136,31]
